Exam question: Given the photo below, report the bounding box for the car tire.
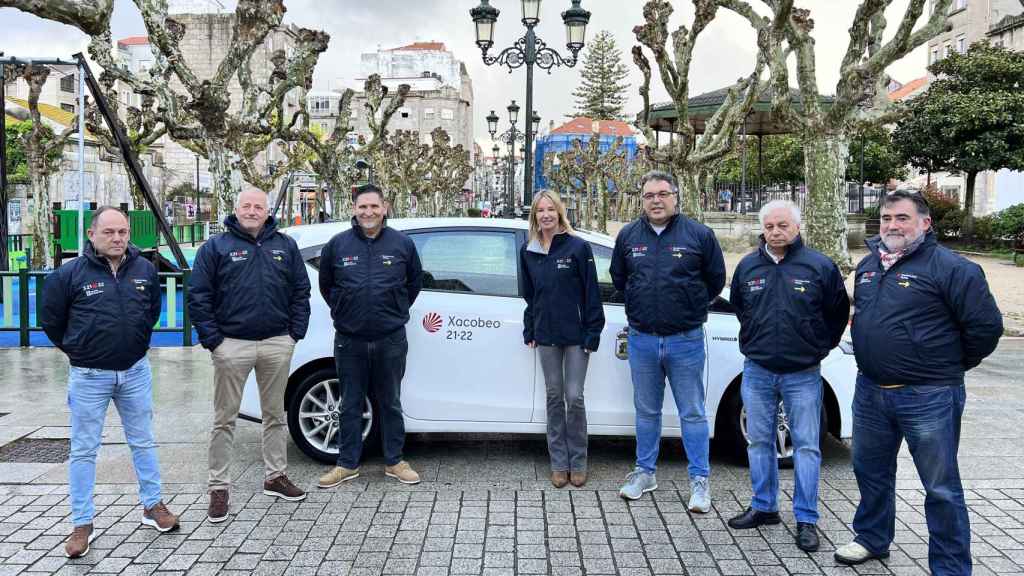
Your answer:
[287,367,382,464]
[722,385,828,469]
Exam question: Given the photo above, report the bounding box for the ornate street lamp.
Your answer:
[470,0,591,200]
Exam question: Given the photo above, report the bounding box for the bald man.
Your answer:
[189,190,311,522]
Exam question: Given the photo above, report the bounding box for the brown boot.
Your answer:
[264,474,307,501]
[207,490,229,523]
[64,524,94,558]
[142,501,179,532]
[551,471,569,488]
[570,471,587,487]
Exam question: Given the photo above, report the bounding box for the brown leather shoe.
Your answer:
[264,474,307,501]
[64,524,94,558]
[570,471,587,487]
[207,490,229,523]
[551,471,569,488]
[142,501,179,532]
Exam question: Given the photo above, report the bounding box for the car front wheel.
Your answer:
[287,367,381,464]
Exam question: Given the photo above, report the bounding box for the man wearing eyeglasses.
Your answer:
[610,171,726,508]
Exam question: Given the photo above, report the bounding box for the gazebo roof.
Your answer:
[646,87,835,136]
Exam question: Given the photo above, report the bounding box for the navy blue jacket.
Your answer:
[610,214,727,335]
[729,236,850,373]
[520,232,606,351]
[318,219,423,340]
[188,215,311,350]
[852,232,1002,386]
[41,243,161,370]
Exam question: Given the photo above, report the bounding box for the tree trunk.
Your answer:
[962,170,977,241]
[802,132,851,269]
[207,142,237,221]
[598,177,609,234]
[29,170,53,269]
[678,171,704,222]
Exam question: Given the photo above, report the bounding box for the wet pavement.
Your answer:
[0,339,1022,575]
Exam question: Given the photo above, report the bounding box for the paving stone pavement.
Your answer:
[1,341,1022,575]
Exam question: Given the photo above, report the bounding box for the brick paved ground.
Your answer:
[1,341,1022,575]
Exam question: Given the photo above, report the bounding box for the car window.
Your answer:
[590,243,623,304]
[409,230,519,297]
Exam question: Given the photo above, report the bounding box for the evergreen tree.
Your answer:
[571,30,631,121]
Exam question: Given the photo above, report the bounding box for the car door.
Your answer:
[562,239,710,429]
[403,227,536,422]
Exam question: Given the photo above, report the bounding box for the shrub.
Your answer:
[971,215,998,248]
[466,207,482,217]
[934,208,965,240]
[995,203,1024,245]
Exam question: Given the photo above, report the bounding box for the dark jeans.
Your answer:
[852,374,970,576]
[334,328,408,469]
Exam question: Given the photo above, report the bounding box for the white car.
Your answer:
[239,218,856,464]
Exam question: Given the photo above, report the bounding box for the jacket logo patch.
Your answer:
[745,278,766,293]
[82,281,105,297]
[381,255,395,266]
[556,257,572,270]
[271,249,286,262]
[229,249,249,263]
[896,272,915,288]
[341,255,359,267]
[133,278,148,292]
[858,271,877,284]
[670,246,687,258]
[791,278,811,293]
[630,246,648,258]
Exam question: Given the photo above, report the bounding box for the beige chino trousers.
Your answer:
[208,335,295,491]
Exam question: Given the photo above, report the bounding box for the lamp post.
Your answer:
[488,102,539,214]
[471,0,590,201]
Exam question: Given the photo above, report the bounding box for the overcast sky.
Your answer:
[2,1,937,151]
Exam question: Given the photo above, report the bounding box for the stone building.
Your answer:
[346,42,475,157]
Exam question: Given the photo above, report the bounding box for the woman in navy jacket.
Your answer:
[520,190,605,488]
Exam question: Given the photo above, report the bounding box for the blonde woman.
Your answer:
[519,191,605,487]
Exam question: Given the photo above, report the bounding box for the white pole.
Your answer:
[76,63,85,256]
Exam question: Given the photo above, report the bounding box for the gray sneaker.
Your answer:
[688,475,711,513]
[619,468,657,500]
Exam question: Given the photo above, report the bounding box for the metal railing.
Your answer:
[699,181,883,215]
[0,269,194,347]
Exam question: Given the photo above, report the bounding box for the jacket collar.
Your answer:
[640,212,680,234]
[527,229,569,254]
[349,216,389,242]
[758,234,804,264]
[224,214,279,243]
[865,229,936,260]
[83,240,139,270]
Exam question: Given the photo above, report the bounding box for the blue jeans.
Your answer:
[741,359,822,524]
[628,327,709,478]
[68,357,162,526]
[334,329,408,470]
[852,375,970,576]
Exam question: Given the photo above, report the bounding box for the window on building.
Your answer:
[400,107,411,119]
[61,103,74,113]
[424,107,436,118]
[931,48,939,64]
[60,74,75,93]
[944,44,952,58]
[957,36,966,53]
[954,0,967,10]
[310,96,331,114]
[441,108,455,120]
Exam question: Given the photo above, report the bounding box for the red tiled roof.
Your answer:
[117,36,150,47]
[888,76,929,102]
[388,42,447,52]
[551,117,635,137]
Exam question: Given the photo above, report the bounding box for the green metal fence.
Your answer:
[0,268,194,347]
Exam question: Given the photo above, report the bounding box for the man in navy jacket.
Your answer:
[41,207,179,558]
[317,184,423,488]
[728,200,850,552]
[610,170,726,508]
[835,191,1002,575]
[189,189,311,522]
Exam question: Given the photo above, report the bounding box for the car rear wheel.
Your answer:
[722,385,828,469]
[287,367,381,464]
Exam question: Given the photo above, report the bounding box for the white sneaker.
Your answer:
[834,541,889,565]
[687,476,711,513]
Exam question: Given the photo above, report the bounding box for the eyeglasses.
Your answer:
[641,191,674,201]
